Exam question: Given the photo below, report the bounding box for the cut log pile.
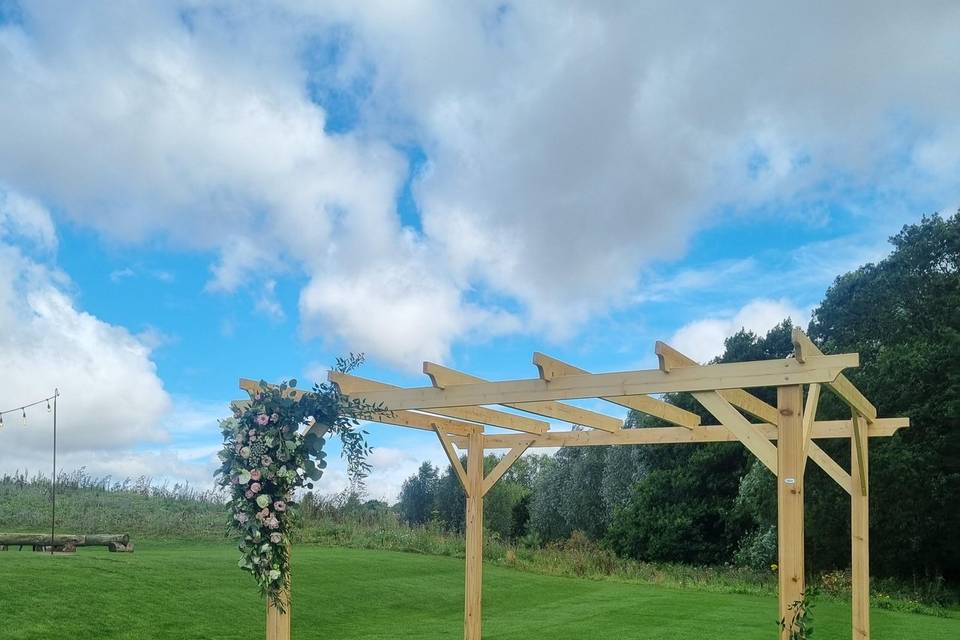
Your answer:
[0,533,133,553]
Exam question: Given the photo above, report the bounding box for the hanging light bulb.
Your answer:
[0,413,4,428]
[22,407,27,425]
[47,399,51,413]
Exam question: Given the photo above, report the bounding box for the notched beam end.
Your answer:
[655,340,697,373]
[325,371,346,394]
[532,352,554,381]
[791,327,809,363]
[422,362,445,389]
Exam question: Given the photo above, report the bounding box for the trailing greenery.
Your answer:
[216,354,376,609]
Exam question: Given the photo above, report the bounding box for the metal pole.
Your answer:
[50,389,57,554]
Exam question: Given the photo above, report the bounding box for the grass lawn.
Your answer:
[0,542,957,639]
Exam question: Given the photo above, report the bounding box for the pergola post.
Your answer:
[464,429,484,640]
[777,385,805,639]
[851,412,870,639]
[266,574,290,640]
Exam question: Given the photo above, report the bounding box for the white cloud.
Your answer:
[0,188,173,473]
[670,298,809,363]
[1,2,958,368]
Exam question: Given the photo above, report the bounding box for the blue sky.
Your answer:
[1,2,957,500]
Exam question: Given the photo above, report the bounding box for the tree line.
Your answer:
[397,212,960,587]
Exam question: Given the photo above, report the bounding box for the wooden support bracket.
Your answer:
[434,426,471,496]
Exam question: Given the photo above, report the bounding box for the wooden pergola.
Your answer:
[243,328,908,640]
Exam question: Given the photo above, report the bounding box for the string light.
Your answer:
[0,392,59,428]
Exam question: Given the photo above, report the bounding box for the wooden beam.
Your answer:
[240,377,483,437]
[654,343,780,424]
[793,328,877,422]
[531,353,700,429]
[434,426,470,494]
[460,417,909,449]
[851,408,871,639]
[424,362,622,432]
[801,383,822,477]
[335,354,859,411]
[329,372,546,435]
[481,443,530,497]
[463,429,484,640]
[777,385,805,639]
[693,391,778,474]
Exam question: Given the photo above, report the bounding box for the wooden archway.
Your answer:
[242,328,908,640]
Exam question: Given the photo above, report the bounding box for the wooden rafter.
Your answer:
[240,378,483,438]
[793,328,877,422]
[532,353,700,429]
[329,372,547,435]
[654,342,780,423]
[423,362,622,432]
[332,354,859,411]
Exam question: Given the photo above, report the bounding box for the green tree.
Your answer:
[808,212,960,582]
[398,461,439,526]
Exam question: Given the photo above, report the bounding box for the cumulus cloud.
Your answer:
[1,2,958,367]
[0,189,172,472]
[670,298,809,363]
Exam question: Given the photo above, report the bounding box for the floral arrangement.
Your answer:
[216,355,377,610]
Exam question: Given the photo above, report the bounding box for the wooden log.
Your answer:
[1,533,83,547]
[0,533,130,548]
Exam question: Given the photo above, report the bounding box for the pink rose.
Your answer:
[270,532,283,544]
[273,501,286,512]
[250,482,261,493]
[250,469,262,481]
[256,414,270,426]
[265,516,280,530]
[245,489,254,499]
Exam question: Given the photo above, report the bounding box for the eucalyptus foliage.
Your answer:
[215,355,378,610]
